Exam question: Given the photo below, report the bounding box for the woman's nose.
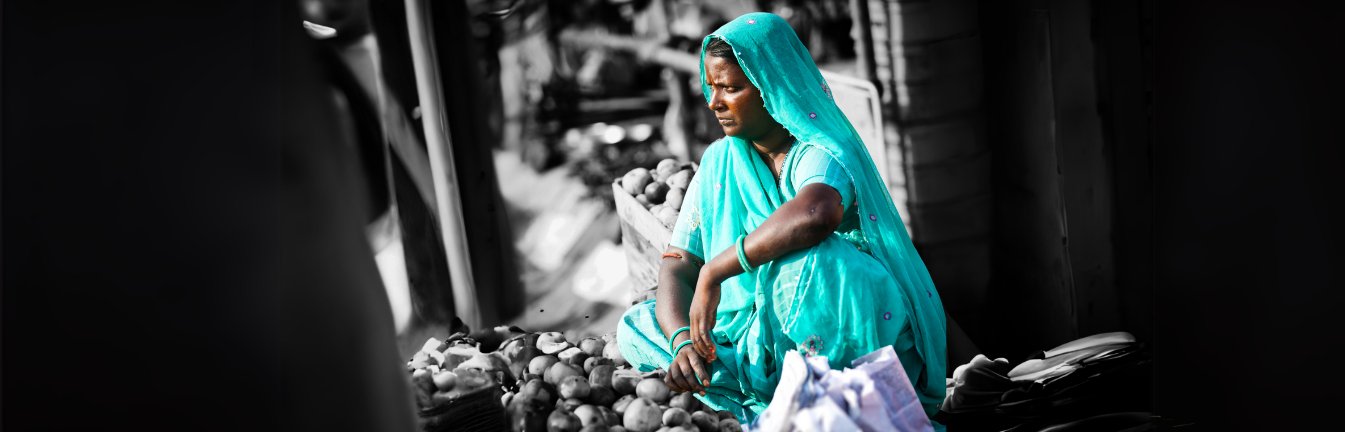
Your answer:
[708,90,725,111]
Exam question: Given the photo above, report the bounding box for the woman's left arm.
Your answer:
[688,183,845,359]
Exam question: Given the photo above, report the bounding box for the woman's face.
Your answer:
[704,56,781,140]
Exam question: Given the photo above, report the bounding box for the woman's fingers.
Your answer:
[699,316,710,355]
[687,349,711,394]
[663,369,681,392]
[671,356,700,393]
[679,360,702,393]
[693,313,716,361]
[666,357,688,392]
[696,329,713,360]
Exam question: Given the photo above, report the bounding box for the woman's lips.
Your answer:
[717,117,735,125]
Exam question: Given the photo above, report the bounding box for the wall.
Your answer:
[865,0,997,351]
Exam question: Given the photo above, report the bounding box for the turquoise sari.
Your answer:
[616,12,947,423]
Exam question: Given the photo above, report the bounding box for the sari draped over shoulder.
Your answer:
[616,11,947,423]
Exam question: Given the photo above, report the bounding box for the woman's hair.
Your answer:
[705,37,739,66]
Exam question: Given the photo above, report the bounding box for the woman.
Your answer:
[616,12,947,423]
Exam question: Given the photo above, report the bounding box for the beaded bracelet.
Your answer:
[668,326,690,353]
[736,234,755,273]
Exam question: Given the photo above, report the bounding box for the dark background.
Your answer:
[3,0,1342,430]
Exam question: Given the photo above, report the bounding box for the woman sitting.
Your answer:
[616,12,947,425]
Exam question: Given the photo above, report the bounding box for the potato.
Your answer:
[635,378,671,404]
[668,392,701,413]
[538,333,574,356]
[654,159,679,182]
[612,394,636,416]
[622,398,664,432]
[622,168,653,196]
[636,194,650,207]
[666,169,693,191]
[662,408,690,427]
[559,376,592,400]
[518,378,559,406]
[530,355,561,377]
[589,364,616,388]
[549,407,583,432]
[604,342,628,367]
[656,206,679,228]
[665,188,685,211]
[579,338,607,357]
[559,346,590,367]
[546,362,585,385]
[586,385,616,407]
[584,356,613,374]
[431,370,458,392]
[717,418,741,432]
[574,404,606,428]
[612,369,642,395]
[599,406,622,427]
[538,331,568,344]
[559,397,584,411]
[511,361,533,385]
[715,411,734,421]
[689,411,718,432]
[507,340,544,364]
[644,182,670,204]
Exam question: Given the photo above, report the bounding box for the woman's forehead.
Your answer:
[704,57,747,83]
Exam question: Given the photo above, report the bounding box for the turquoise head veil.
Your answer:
[698,12,947,407]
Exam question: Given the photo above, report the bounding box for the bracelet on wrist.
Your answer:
[668,326,690,353]
[672,339,695,358]
[736,234,755,273]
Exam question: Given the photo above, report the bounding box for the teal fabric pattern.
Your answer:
[791,144,856,211]
[616,12,947,422]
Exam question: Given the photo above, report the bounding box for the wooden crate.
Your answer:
[612,180,672,305]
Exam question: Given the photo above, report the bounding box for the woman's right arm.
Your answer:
[654,247,711,394]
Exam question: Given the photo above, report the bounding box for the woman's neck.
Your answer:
[750,126,794,156]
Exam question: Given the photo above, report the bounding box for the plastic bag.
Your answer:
[749,346,933,432]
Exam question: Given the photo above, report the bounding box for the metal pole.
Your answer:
[404,0,481,328]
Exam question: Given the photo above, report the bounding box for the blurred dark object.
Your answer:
[937,333,1158,431]
[566,121,673,210]
[759,0,856,64]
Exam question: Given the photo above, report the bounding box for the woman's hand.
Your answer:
[665,336,712,394]
[688,270,722,362]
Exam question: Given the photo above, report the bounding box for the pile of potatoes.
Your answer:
[409,327,743,432]
[620,158,698,229]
